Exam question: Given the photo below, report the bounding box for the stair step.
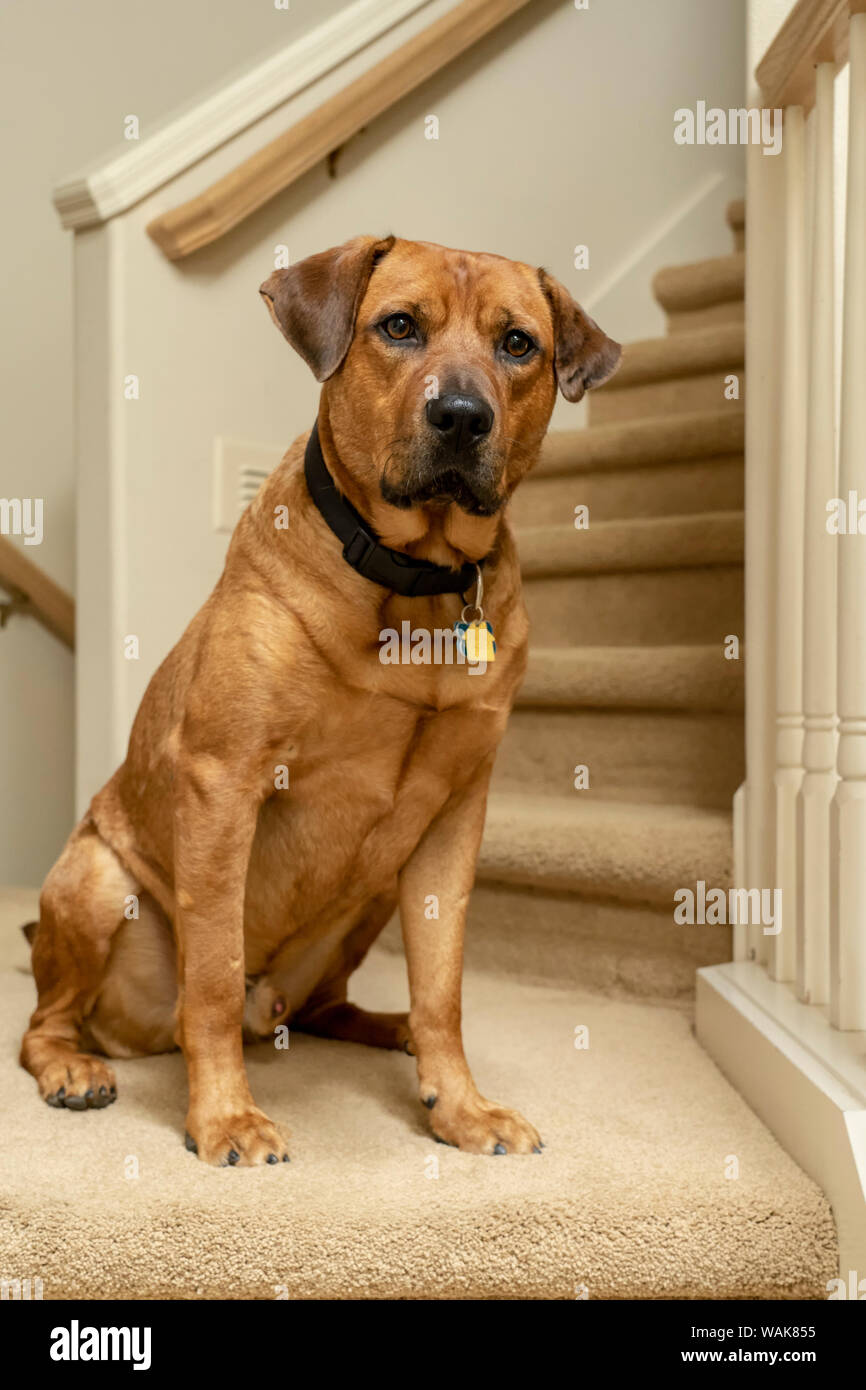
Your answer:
[470,791,734,993]
[518,644,743,711]
[464,883,731,998]
[600,323,745,390]
[499,647,745,804]
[516,512,743,646]
[524,565,743,646]
[591,372,744,426]
[537,409,744,477]
[588,323,745,425]
[512,455,743,526]
[666,299,744,335]
[518,511,743,577]
[666,300,745,334]
[494,706,743,807]
[653,252,745,315]
[477,792,732,905]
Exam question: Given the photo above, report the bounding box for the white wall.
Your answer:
[0,0,351,885]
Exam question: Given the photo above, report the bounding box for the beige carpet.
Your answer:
[0,891,836,1300]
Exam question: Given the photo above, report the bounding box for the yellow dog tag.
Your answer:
[461,620,496,663]
[455,566,496,664]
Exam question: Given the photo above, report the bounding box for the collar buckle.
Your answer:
[342,527,377,574]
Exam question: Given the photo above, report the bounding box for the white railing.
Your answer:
[745,3,866,1024]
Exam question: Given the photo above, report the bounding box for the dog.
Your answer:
[20,235,620,1165]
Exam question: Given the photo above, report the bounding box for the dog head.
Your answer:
[261,236,620,558]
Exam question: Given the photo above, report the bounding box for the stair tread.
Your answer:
[517,510,743,576]
[537,408,744,476]
[653,252,745,313]
[0,900,834,1299]
[605,323,744,391]
[480,791,732,902]
[519,644,743,711]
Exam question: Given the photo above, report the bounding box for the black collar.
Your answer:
[303,420,482,598]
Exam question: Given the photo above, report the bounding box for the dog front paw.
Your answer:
[423,1091,542,1155]
[185,1105,290,1167]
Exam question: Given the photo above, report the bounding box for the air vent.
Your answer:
[213,437,283,532]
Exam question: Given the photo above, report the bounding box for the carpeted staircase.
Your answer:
[0,200,839,1300]
[469,198,747,1001]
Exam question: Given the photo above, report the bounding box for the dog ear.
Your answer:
[538,270,621,403]
[260,235,396,381]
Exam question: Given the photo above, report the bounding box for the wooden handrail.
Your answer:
[0,536,75,649]
[146,0,532,261]
[756,0,866,109]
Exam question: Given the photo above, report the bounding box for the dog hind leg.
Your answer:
[20,817,140,1109]
[293,998,412,1052]
[82,894,178,1059]
[260,894,412,1051]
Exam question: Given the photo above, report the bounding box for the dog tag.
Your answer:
[455,565,496,663]
[454,619,496,662]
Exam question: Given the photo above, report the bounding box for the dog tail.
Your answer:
[21,921,38,946]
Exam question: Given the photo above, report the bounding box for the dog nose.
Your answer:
[425,393,494,452]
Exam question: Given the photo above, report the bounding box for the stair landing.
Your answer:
[0,901,836,1300]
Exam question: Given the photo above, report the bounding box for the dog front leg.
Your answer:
[399,759,542,1156]
[174,766,289,1167]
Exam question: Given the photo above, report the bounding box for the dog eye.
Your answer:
[503,329,533,358]
[382,313,415,340]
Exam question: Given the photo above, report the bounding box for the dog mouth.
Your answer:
[380,461,503,516]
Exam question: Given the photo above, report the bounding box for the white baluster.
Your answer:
[797,68,837,1005]
[773,104,808,982]
[831,13,866,1030]
[744,139,784,965]
[732,782,748,960]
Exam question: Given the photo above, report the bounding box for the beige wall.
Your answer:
[0,0,350,885]
[2,0,746,880]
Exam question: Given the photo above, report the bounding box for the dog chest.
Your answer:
[245,695,496,948]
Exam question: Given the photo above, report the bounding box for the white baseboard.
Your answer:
[697,960,866,1280]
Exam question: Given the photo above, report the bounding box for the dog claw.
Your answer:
[267,1153,278,1164]
[64,1094,87,1111]
[493,1142,507,1155]
[93,1084,112,1109]
[227,1149,240,1165]
[184,1132,198,1153]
